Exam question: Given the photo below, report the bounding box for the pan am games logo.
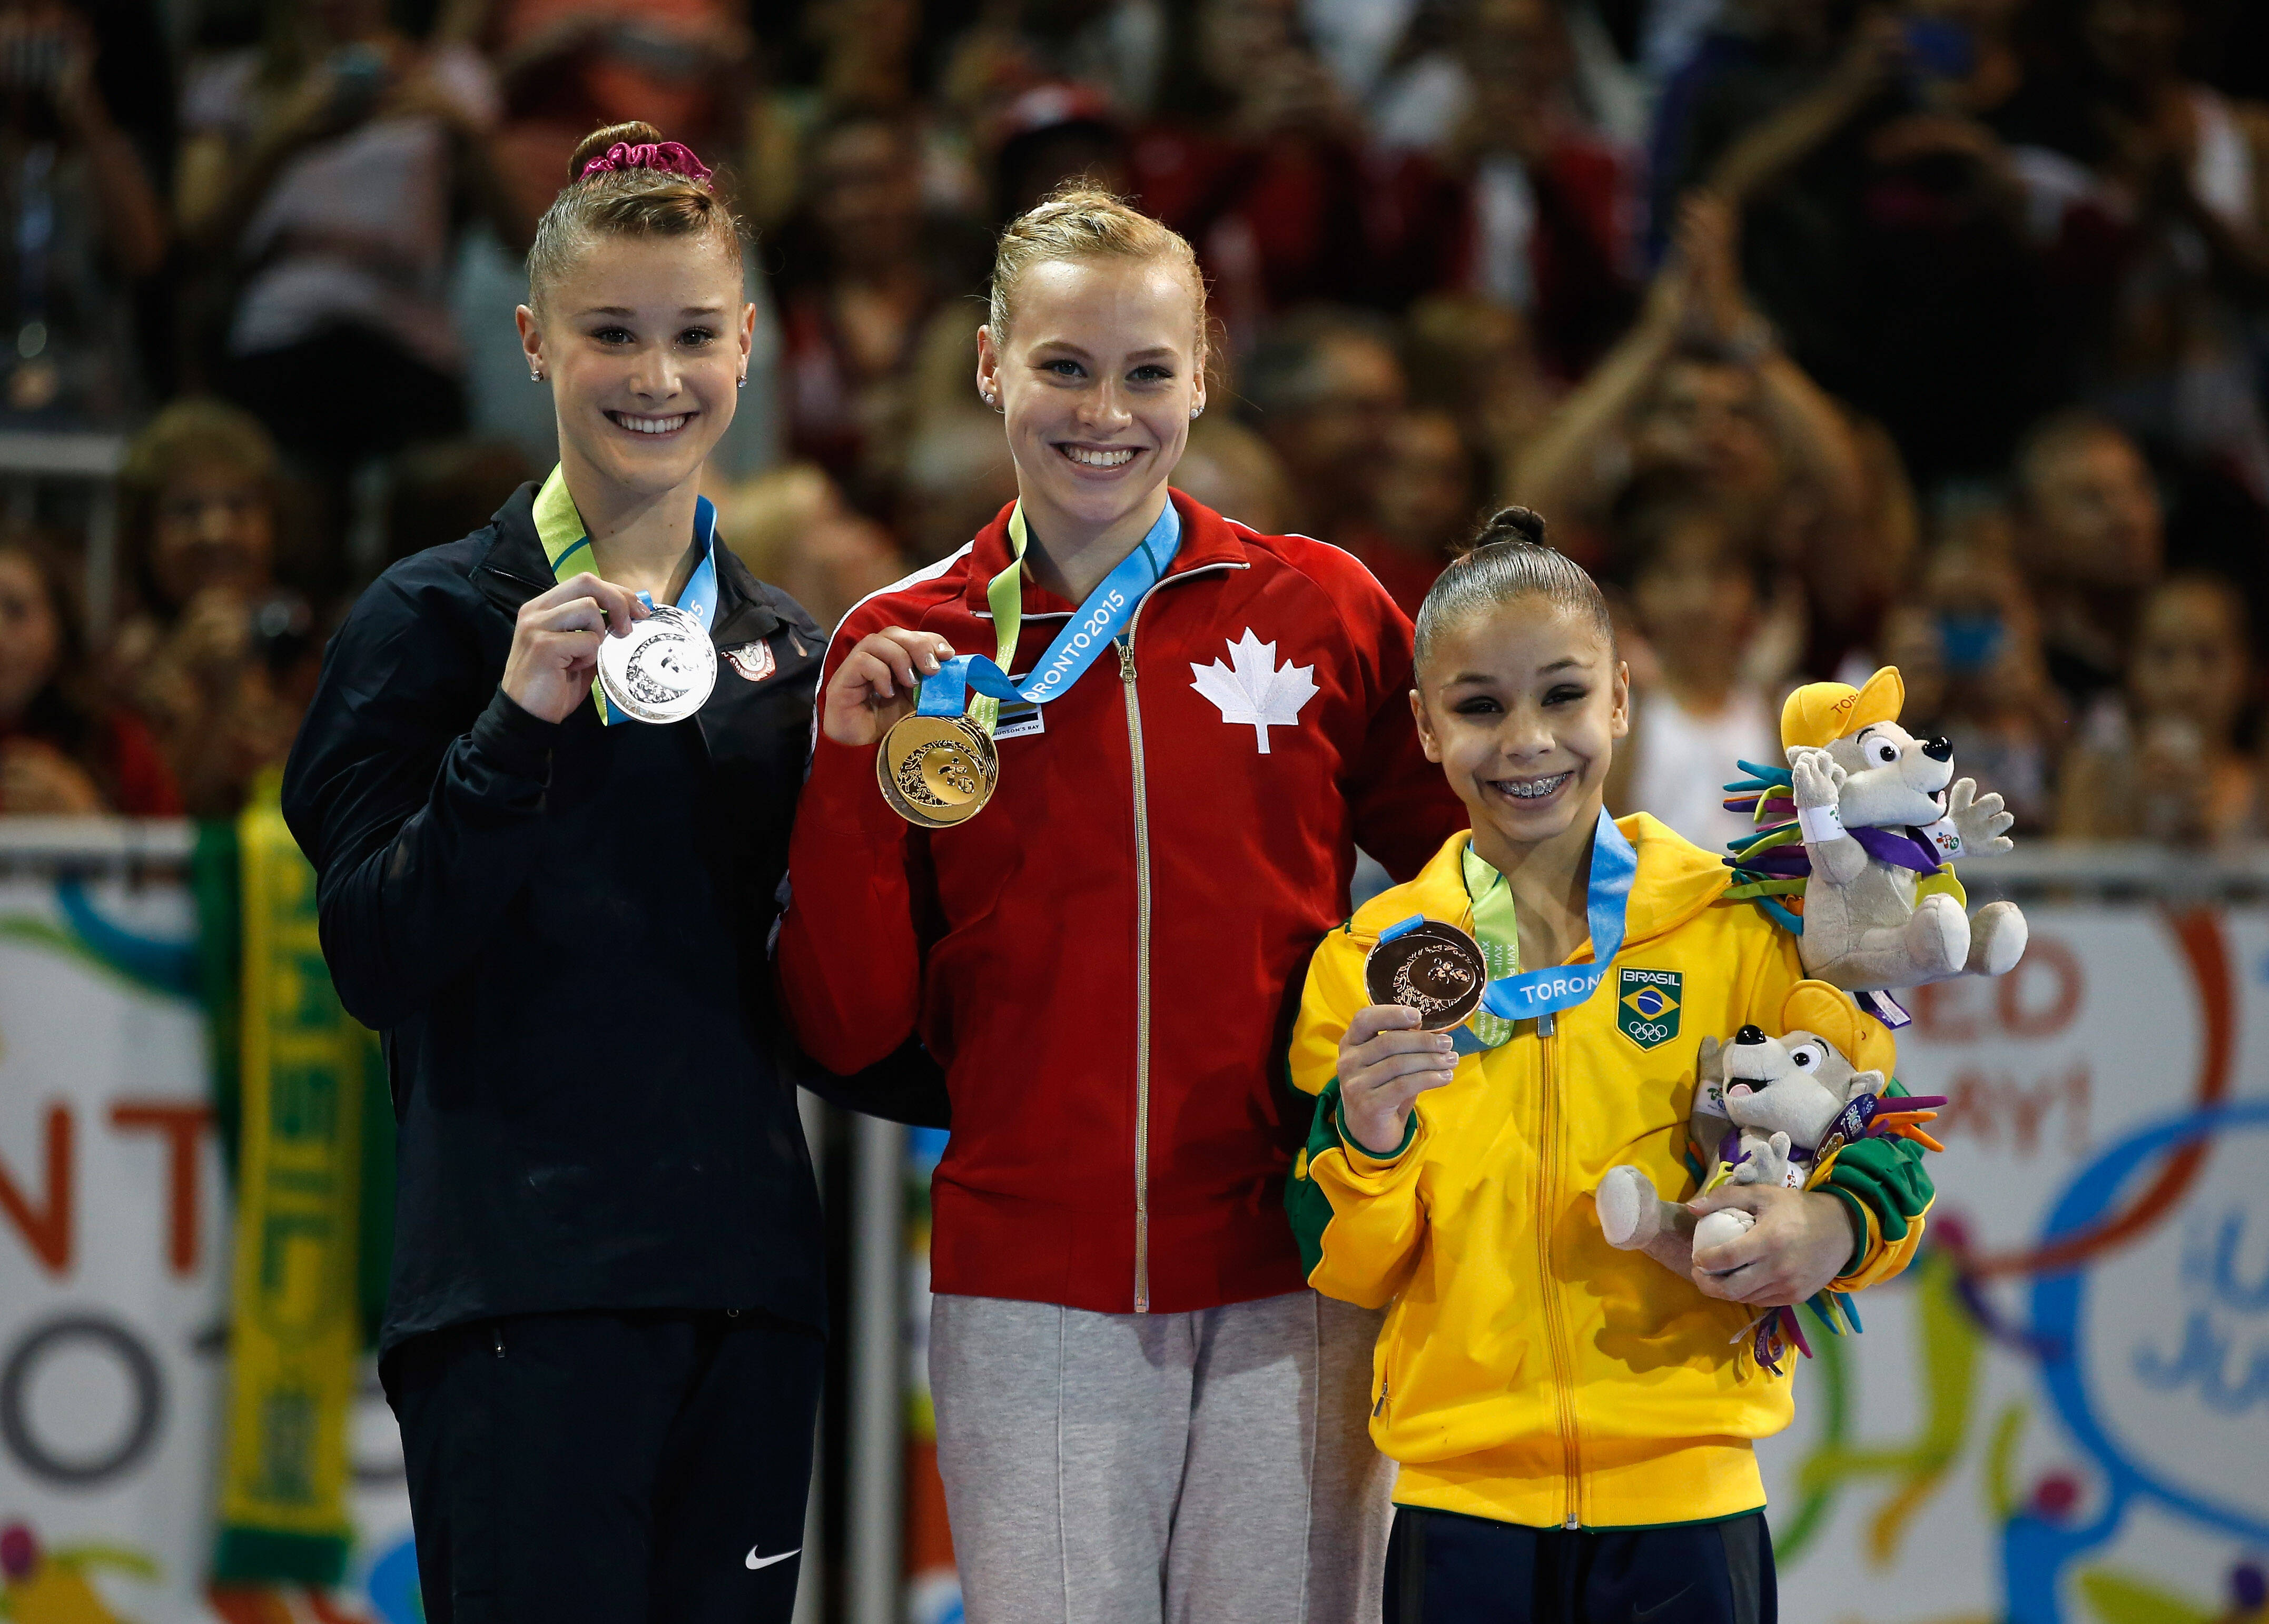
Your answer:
[1617,968,1682,1049]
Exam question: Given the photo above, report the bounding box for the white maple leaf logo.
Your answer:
[1189,629,1318,754]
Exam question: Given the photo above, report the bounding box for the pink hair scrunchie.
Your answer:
[578,141,714,185]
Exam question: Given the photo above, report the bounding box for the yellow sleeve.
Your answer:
[1286,926,1432,1311]
[1828,1199,1931,1292]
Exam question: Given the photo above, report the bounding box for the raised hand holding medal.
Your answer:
[828,501,1181,828]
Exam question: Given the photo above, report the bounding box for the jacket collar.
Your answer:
[1351,815,1732,959]
[959,488,1250,617]
[472,478,781,645]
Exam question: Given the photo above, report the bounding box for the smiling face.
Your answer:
[1412,595,1627,860]
[519,233,753,499]
[975,255,1205,546]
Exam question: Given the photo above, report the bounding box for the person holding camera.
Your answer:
[0,0,168,423]
[107,398,315,818]
[178,0,514,503]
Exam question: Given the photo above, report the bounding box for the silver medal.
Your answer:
[596,604,717,724]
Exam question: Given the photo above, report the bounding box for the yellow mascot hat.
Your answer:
[1780,980,1896,1078]
[1780,666,1905,752]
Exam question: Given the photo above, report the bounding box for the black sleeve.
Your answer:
[281,570,556,1031]
[790,1037,953,1129]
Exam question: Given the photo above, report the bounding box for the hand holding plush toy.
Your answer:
[1595,981,1946,1371]
[1725,666,2027,995]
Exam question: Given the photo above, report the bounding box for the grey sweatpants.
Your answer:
[930,1289,1393,1624]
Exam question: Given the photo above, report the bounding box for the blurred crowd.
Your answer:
[0,0,2263,848]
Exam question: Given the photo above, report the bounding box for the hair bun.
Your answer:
[1482,506,1548,548]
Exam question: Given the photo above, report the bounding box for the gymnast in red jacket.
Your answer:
[777,184,1465,1622]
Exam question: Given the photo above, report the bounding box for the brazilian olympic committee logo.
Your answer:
[1617,968,1682,1050]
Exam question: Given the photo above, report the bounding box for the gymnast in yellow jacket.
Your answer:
[1286,508,1930,1623]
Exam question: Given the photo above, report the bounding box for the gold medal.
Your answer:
[878,714,999,827]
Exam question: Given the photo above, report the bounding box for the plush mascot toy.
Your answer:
[1594,980,1945,1372]
[1722,666,2027,1001]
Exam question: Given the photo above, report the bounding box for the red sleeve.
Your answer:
[104,710,183,817]
[1327,554,1467,882]
[776,605,928,1076]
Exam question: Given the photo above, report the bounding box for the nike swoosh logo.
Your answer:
[745,1547,800,1571]
[1633,1584,1692,1620]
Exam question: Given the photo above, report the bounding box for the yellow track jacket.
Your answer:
[1288,817,1928,1530]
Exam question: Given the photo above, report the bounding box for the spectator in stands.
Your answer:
[1170,415,1296,536]
[177,0,511,503]
[982,82,1130,222]
[776,113,984,517]
[1241,305,1408,548]
[1507,193,1868,612]
[2056,0,2269,499]
[1133,0,1463,341]
[2011,409,2165,718]
[716,460,906,633]
[1603,473,1781,850]
[0,0,170,424]
[107,399,309,819]
[2058,572,2261,845]
[1400,292,1560,500]
[1340,407,1478,617]
[1880,529,2066,833]
[1425,0,1642,379]
[482,5,759,241]
[1668,6,2054,482]
[0,529,178,815]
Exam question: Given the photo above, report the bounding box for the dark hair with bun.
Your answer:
[527,121,745,306]
[1413,506,1616,667]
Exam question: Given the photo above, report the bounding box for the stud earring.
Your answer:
[529,367,544,383]
[736,374,747,389]
[1190,404,1203,419]
[982,391,999,409]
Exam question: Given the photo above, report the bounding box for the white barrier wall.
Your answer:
[1762,905,2269,1624]
[0,866,414,1624]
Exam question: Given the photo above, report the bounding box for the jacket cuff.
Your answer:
[1820,1136,1935,1245]
[1338,1106,1420,1170]
[810,738,918,841]
[470,687,560,785]
[1821,1186,1875,1278]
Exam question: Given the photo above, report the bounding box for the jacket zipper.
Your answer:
[1110,558,1242,1315]
[1119,631,1155,1312]
[1535,1009,1582,1529]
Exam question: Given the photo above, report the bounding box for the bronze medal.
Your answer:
[878,714,999,827]
[1364,922,1487,1031]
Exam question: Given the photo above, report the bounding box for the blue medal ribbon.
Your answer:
[916,500,1180,725]
[1374,811,1637,1044]
[1370,807,1642,1038]
[536,463,724,726]
[1475,809,1637,1022]
[605,497,720,726]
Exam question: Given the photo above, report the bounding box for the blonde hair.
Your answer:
[988,184,1208,363]
[527,121,745,308]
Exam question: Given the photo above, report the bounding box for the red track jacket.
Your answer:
[778,492,1466,1314]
